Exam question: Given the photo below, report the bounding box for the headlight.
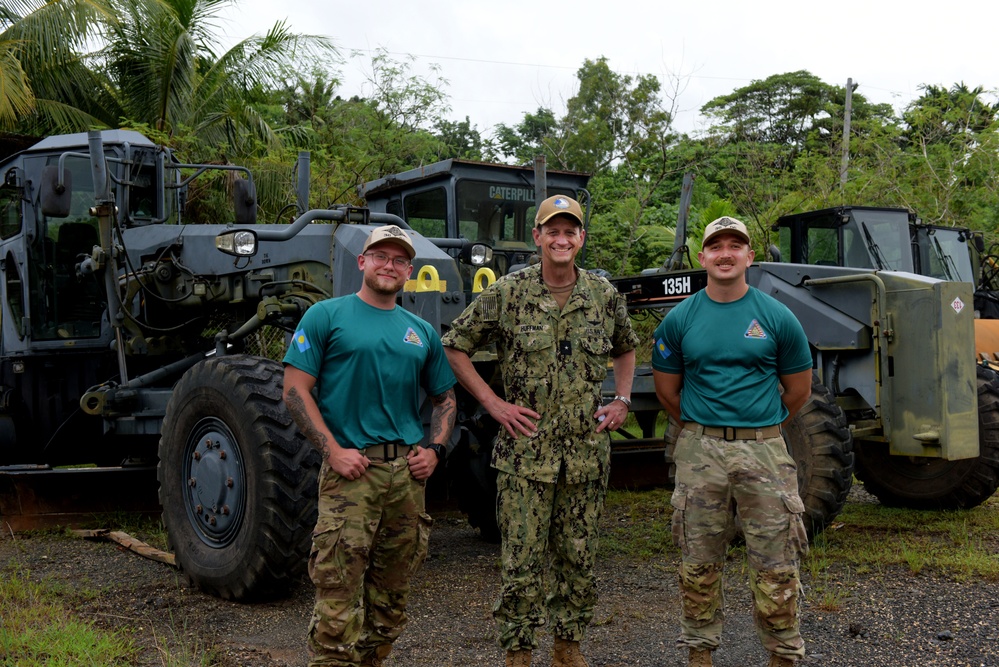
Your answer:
[469,243,492,266]
[215,229,258,257]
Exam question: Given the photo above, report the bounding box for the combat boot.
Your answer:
[767,655,795,667]
[506,648,532,667]
[552,637,589,667]
[361,644,391,666]
[688,647,713,667]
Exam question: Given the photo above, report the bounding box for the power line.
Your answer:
[340,45,578,72]
[340,44,917,102]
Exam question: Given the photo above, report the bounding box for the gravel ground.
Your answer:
[2,489,999,667]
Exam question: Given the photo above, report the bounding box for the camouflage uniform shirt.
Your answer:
[443,264,639,484]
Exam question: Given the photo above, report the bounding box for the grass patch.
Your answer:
[0,561,220,667]
[805,532,852,611]
[0,514,212,666]
[601,487,999,582]
[811,494,999,581]
[0,563,140,666]
[611,410,670,438]
[149,615,225,667]
[600,487,677,559]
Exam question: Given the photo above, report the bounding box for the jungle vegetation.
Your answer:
[3,0,998,274]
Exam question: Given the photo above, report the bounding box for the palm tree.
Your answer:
[2,0,338,150]
[0,36,35,129]
[1,0,119,133]
[904,83,998,147]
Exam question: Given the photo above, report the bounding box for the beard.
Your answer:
[364,271,405,296]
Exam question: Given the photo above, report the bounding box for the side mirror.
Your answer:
[40,165,72,218]
[233,178,257,225]
[974,235,986,253]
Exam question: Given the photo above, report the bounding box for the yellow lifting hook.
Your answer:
[472,267,496,293]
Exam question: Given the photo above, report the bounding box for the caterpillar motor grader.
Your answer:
[0,130,591,597]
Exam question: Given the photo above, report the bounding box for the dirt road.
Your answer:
[2,499,998,666]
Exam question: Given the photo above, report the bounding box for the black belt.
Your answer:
[689,424,782,441]
[363,442,413,460]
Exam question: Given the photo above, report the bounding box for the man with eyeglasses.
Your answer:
[283,225,457,667]
[443,195,639,667]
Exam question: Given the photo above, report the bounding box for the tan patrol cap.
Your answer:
[535,195,584,228]
[362,225,416,259]
[702,216,751,245]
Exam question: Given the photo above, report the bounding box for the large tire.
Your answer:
[855,364,999,509]
[784,373,855,537]
[158,355,320,601]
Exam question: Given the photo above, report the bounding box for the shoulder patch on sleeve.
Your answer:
[479,293,499,322]
[293,329,311,353]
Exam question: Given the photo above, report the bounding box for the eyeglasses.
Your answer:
[364,251,411,270]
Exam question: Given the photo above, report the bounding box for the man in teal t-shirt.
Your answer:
[652,217,812,667]
[283,225,456,667]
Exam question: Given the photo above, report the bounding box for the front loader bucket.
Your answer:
[0,465,161,532]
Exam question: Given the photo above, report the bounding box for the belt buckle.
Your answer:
[387,442,398,460]
[723,427,737,441]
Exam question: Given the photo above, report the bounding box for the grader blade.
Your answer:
[0,465,160,532]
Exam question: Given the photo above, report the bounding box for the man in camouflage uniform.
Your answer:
[651,217,813,667]
[443,195,639,667]
[283,225,457,667]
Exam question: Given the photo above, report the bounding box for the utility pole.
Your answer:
[840,78,853,193]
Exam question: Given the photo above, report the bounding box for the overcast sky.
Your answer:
[219,0,996,137]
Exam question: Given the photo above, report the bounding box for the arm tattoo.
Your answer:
[285,385,332,460]
[429,388,457,445]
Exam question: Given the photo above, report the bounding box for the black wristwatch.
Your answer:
[422,443,447,461]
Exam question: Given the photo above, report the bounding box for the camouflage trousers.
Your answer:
[493,467,608,650]
[670,425,808,659]
[307,458,432,666]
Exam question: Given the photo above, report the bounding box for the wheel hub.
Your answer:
[184,419,245,546]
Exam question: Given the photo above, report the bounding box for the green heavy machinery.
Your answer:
[608,203,998,537]
[771,206,999,510]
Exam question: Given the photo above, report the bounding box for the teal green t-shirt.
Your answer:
[283,294,456,448]
[652,287,812,427]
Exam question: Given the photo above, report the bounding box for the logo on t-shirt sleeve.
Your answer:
[293,329,311,352]
[655,337,671,359]
[403,327,425,347]
[744,319,768,339]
